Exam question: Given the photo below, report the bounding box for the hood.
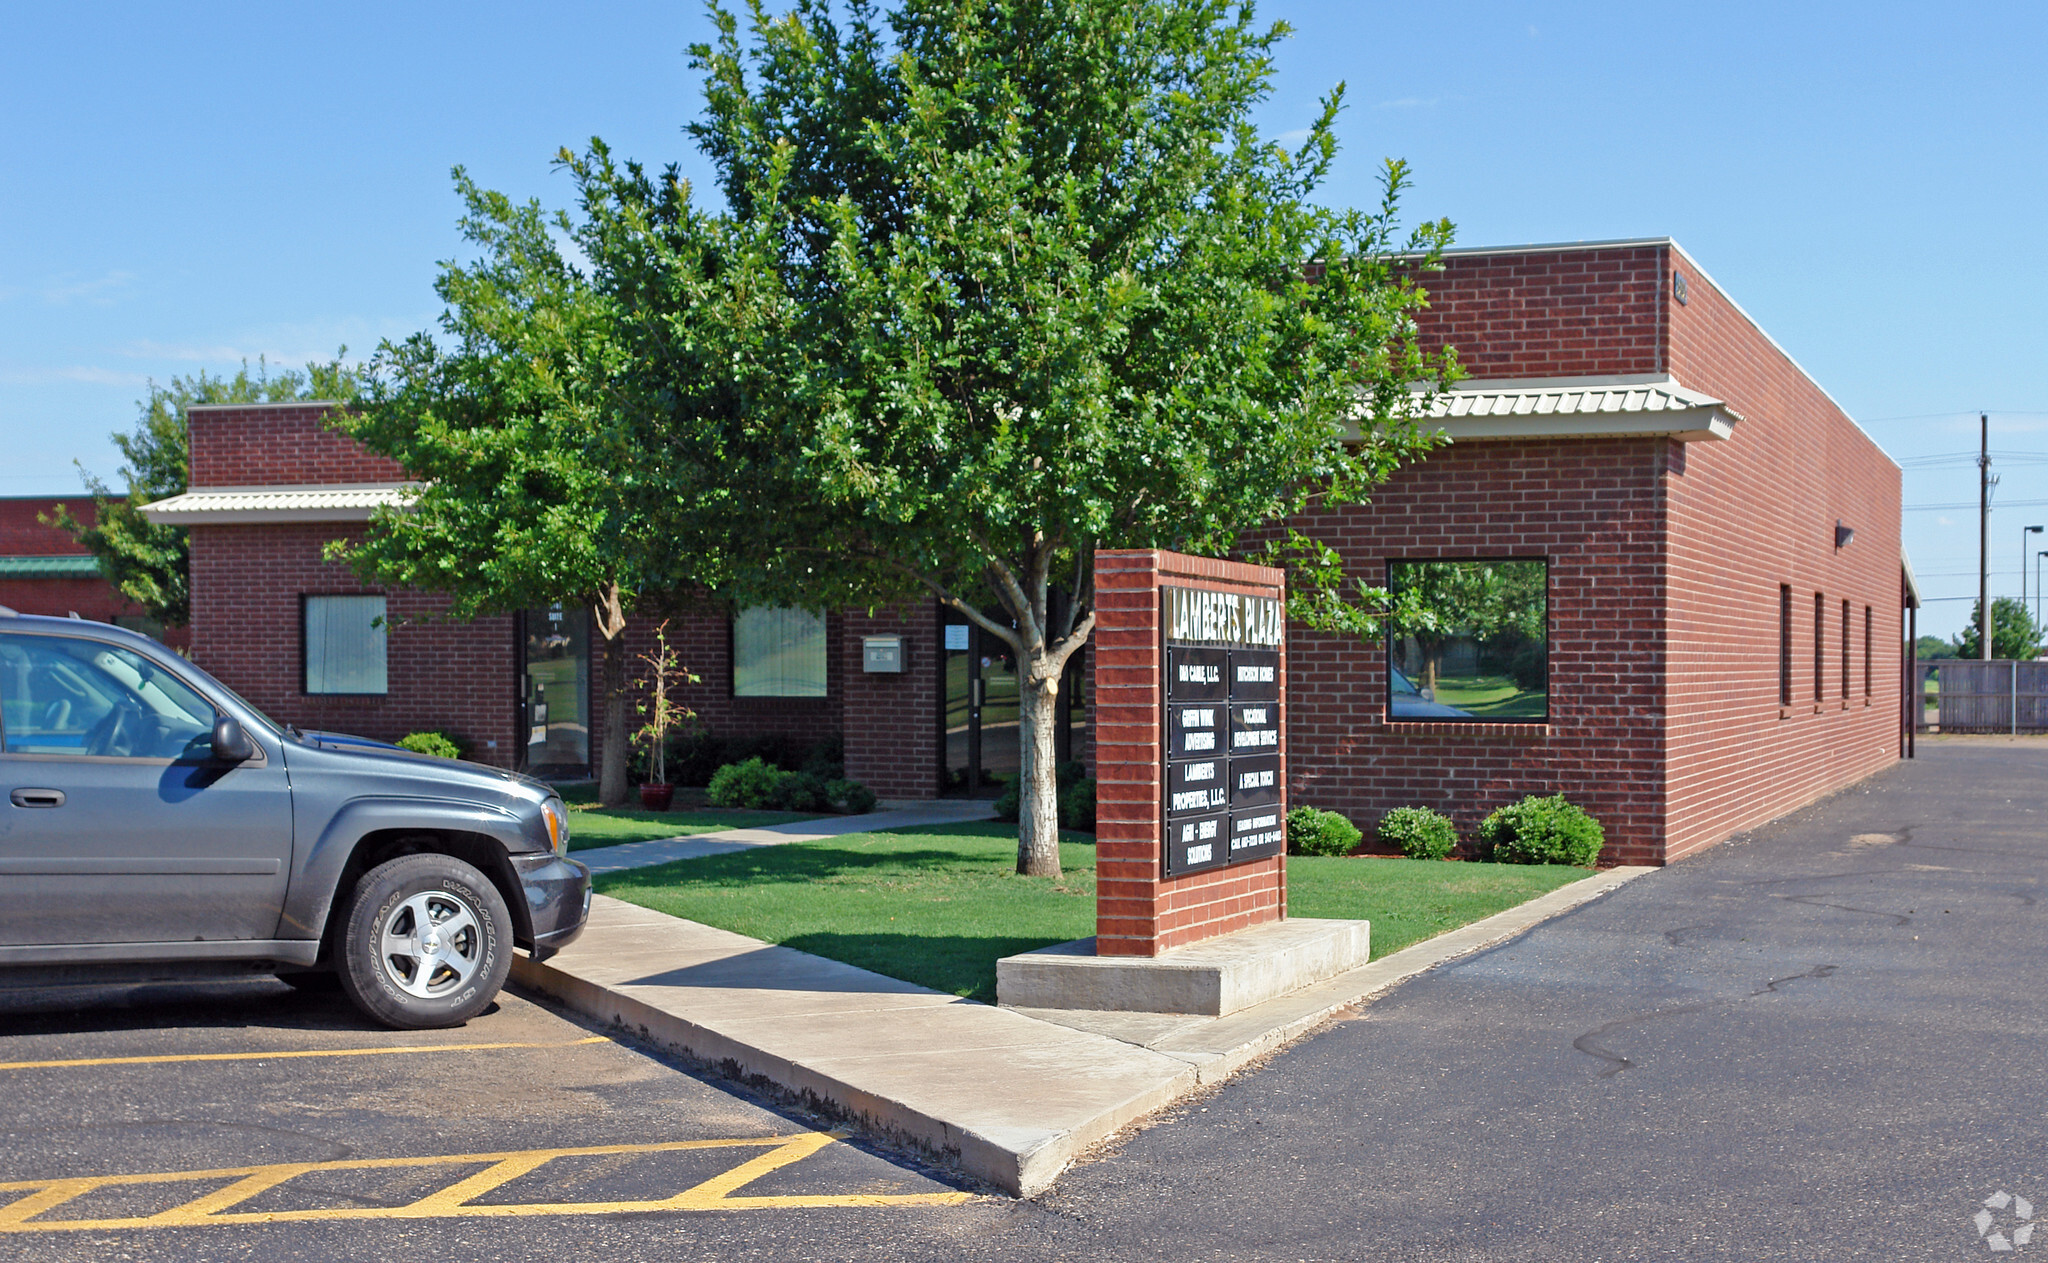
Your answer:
[292,729,552,795]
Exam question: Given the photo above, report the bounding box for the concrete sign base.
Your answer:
[994,916,1370,1017]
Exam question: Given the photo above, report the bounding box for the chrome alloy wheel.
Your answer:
[379,890,483,999]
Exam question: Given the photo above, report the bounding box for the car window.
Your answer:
[0,633,215,759]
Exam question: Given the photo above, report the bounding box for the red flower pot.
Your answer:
[638,784,675,811]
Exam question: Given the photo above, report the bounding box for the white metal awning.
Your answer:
[1350,373,1743,443]
[139,484,421,525]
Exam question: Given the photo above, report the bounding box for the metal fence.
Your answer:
[1916,659,2048,733]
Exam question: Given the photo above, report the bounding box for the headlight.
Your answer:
[542,798,569,855]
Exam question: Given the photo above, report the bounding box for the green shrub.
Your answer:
[993,762,1090,826]
[1059,778,1096,832]
[770,771,828,813]
[1286,806,1362,857]
[1476,794,1604,866]
[1376,806,1459,860]
[825,778,876,814]
[396,731,462,760]
[991,778,1020,822]
[707,757,785,809]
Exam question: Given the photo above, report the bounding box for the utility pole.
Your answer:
[1980,413,1993,660]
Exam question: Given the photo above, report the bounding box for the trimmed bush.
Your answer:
[1286,806,1362,857]
[397,731,462,760]
[1377,806,1459,860]
[991,778,1020,822]
[707,757,785,809]
[1059,778,1096,832]
[825,778,877,814]
[769,770,828,812]
[1476,794,1604,866]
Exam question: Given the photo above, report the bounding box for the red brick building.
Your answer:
[143,239,1910,865]
[0,496,183,646]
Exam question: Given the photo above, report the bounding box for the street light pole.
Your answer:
[2038,550,2048,632]
[2026,526,2045,642]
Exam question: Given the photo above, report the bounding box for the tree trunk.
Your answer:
[1016,660,1062,878]
[594,582,631,808]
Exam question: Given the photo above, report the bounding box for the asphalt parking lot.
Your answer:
[0,978,983,1262]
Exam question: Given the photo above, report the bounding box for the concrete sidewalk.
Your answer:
[571,799,998,875]
[513,864,1654,1195]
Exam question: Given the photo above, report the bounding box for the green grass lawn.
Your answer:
[595,824,1593,1002]
[564,805,822,851]
[1429,673,1548,720]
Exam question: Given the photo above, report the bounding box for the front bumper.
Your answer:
[510,852,592,961]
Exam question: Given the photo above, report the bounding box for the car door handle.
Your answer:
[9,788,65,808]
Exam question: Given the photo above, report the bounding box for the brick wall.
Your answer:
[0,496,186,640]
[1284,438,1671,865]
[188,522,521,766]
[1413,246,1667,380]
[842,602,943,800]
[1661,247,1902,860]
[1279,240,1901,866]
[186,403,404,488]
[1095,550,1287,956]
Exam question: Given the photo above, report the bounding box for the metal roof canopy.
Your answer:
[1349,373,1742,444]
[138,484,421,525]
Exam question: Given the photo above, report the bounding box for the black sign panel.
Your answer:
[1168,703,1225,759]
[1228,702,1280,754]
[1167,757,1230,816]
[1167,648,1228,702]
[1229,650,1280,702]
[1228,807,1286,862]
[1168,812,1228,874]
[1228,754,1281,809]
[1160,588,1285,878]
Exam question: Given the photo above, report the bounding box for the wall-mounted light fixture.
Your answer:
[1835,521,1856,550]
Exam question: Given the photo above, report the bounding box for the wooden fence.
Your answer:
[1916,659,2048,733]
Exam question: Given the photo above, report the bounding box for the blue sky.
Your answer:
[2,2,2041,637]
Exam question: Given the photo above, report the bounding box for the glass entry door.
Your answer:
[521,604,591,779]
[943,614,1019,793]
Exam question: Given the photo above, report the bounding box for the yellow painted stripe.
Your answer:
[0,1035,608,1073]
[0,1131,973,1231]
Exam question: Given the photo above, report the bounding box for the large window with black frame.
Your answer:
[1387,559,1548,722]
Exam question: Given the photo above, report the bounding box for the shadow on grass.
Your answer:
[619,934,1073,1004]
[780,932,1075,1003]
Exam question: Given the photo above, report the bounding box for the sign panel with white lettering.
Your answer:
[1160,586,1287,877]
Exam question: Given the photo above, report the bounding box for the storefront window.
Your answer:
[733,607,827,697]
[304,595,387,695]
[1387,560,1547,722]
[524,605,590,777]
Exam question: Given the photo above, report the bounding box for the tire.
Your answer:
[335,853,513,1030]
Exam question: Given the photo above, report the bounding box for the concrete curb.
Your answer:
[512,863,1655,1196]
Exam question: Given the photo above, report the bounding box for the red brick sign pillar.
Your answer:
[1094,550,1287,957]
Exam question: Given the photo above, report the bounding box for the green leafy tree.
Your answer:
[1389,560,1545,694]
[591,0,1457,875]
[50,359,357,626]
[1954,597,2044,661]
[331,172,739,807]
[1914,634,1953,660]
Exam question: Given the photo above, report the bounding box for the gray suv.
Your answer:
[0,608,590,1029]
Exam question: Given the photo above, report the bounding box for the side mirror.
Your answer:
[212,716,255,764]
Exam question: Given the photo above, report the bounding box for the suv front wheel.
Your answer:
[336,853,513,1029]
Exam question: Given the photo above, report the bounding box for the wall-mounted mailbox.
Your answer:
[862,635,904,673]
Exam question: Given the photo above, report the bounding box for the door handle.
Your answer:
[9,788,66,808]
[971,679,985,711]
